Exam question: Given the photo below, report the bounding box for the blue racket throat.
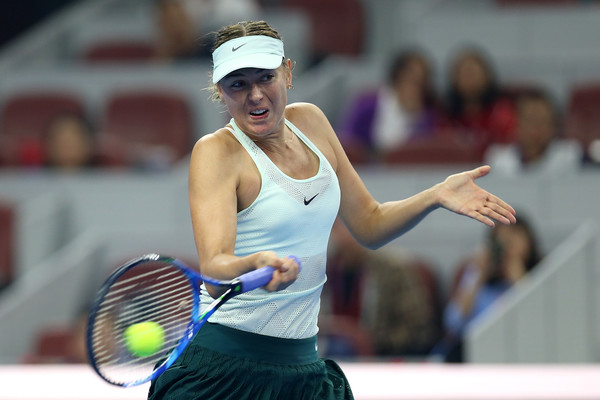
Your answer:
[86,253,301,388]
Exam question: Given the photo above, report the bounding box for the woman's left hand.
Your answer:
[435,165,517,227]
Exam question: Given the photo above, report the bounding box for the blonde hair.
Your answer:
[208,20,293,103]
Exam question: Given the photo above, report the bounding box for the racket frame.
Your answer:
[86,253,292,387]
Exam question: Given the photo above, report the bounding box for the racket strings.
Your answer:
[89,261,197,385]
[96,268,185,308]
[97,279,191,325]
[92,299,190,360]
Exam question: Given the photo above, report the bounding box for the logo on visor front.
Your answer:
[232,43,247,52]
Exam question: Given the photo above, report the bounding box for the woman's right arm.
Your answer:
[188,132,298,297]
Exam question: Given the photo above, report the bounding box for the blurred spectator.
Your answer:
[431,213,542,362]
[152,0,262,64]
[282,0,365,66]
[442,46,517,152]
[337,48,442,164]
[152,0,213,63]
[44,112,98,171]
[181,0,261,34]
[485,90,583,175]
[319,219,441,358]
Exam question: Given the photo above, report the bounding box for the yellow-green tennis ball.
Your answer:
[124,321,165,357]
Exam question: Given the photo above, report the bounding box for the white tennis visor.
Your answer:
[212,35,285,84]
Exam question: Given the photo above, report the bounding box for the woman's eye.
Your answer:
[262,74,275,82]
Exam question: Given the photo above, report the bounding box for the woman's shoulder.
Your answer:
[285,102,331,127]
[284,102,340,166]
[286,101,324,117]
[191,127,244,163]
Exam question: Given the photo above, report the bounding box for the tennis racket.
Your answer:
[86,253,300,387]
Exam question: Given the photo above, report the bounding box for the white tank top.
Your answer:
[199,118,341,339]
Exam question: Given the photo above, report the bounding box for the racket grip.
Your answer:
[239,255,301,292]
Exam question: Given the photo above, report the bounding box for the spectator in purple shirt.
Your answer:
[336,48,443,164]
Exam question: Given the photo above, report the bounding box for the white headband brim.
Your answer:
[212,36,285,84]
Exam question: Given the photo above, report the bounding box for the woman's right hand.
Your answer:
[255,251,301,292]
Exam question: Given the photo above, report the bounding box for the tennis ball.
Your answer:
[124,321,165,357]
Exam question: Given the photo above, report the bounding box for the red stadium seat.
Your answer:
[499,82,548,103]
[98,89,194,168]
[283,0,365,60]
[0,199,15,290]
[496,0,585,6]
[34,328,74,359]
[0,91,85,166]
[382,134,485,165]
[565,82,600,160]
[83,40,155,64]
[22,326,86,364]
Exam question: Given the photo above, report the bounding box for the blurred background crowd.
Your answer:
[0,0,599,367]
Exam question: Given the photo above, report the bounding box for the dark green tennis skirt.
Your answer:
[148,323,354,400]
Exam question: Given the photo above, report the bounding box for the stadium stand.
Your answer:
[0,91,85,167]
[98,88,194,168]
[0,199,15,290]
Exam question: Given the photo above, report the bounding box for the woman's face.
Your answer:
[393,58,429,112]
[516,98,556,159]
[46,118,93,169]
[217,65,290,138]
[157,0,193,42]
[453,55,489,99]
[490,224,532,272]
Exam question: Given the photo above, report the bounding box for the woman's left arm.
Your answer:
[320,109,516,249]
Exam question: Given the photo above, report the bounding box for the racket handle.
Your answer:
[239,255,301,292]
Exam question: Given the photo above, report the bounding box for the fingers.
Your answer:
[467,208,495,227]
[264,256,301,292]
[484,193,517,224]
[471,166,517,224]
[469,194,517,227]
[469,165,491,180]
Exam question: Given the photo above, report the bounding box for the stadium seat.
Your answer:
[0,91,85,166]
[382,134,485,166]
[282,0,365,61]
[565,82,600,161]
[499,82,547,103]
[0,199,15,290]
[22,326,84,364]
[495,0,585,6]
[33,328,74,361]
[82,40,155,64]
[98,89,194,168]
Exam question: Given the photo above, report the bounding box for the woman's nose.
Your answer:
[249,84,263,102]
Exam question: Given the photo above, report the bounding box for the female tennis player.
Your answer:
[148,20,517,400]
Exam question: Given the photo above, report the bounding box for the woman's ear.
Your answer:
[216,84,224,102]
[286,59,294,89]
